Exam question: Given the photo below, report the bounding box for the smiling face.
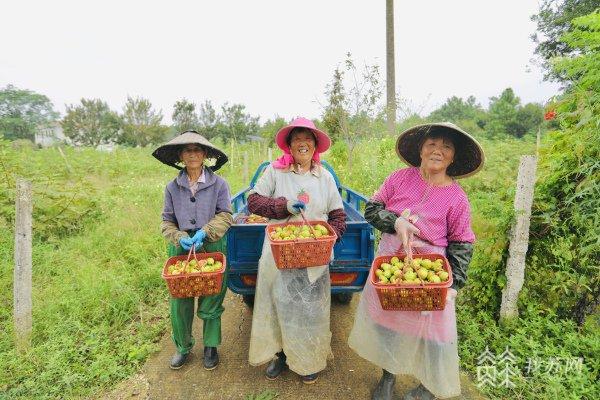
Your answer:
[288,128,316,165]
[179,144,207,169]
[419,134,456,175]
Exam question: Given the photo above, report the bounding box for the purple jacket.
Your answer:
[162,168,232,232]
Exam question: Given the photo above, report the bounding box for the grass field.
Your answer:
[0,136,597,399]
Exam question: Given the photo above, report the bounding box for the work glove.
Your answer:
[190,229,207,250]
[286,200,306,215]
[179,236,195,251]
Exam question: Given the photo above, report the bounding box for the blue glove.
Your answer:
[287,200,306,215]
[191,230,207,250]
[179,236,194,251]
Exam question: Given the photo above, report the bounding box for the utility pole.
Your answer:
[386,0,396,135]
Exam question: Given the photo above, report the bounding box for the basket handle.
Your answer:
[186,245,197,262]
[402,242,414,265]
[299,210,318,238]
[183,245,207,274]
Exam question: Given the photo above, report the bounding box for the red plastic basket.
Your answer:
[266,212,337,269]
[161,248,226,298]
[371,253,453,311]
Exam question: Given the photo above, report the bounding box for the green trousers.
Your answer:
[168,237,228,354]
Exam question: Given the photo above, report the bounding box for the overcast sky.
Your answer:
[0,0,560,123]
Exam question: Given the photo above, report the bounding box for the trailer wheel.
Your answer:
[333,292,353,304]
[242,294,255,308]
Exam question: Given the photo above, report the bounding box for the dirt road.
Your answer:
[103,292,486,400]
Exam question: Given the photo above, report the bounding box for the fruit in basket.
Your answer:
[376,257,449,285]
[167,257,222,275]
[404,271,417,281]
[246,214,268,223]
[270,223,333,241]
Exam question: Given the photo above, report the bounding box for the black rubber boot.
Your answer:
[169,352,190,370]
[372,369,396,400]
[265,351,288,380]
[301,372,319,384]
[203,347,219,370]
[403,383,436,400]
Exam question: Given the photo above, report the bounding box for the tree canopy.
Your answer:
[531,0,600,81]
[62,99,122,147]
[0,85,59,141]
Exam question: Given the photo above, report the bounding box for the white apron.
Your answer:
[348,233,461,399]
[248,165,342,375]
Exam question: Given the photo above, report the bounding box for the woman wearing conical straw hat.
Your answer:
[348,123,485,400]
[152,131,233,371]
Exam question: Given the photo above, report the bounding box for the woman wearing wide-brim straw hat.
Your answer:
[152,131,233,371]
[348,122,485,400]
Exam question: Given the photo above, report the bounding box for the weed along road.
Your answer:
[134,292,486,400]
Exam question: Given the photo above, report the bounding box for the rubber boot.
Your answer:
[301,373,318,384]
[372,369,395,400]
[403,383,436,400]
[203,347,219,370]
[266,351,288,380]
[169,352,190,370]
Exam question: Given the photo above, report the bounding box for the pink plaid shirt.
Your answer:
[372,167,475,247]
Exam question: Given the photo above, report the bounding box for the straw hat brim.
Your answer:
[152,131,228,171]
[396,122,485,179]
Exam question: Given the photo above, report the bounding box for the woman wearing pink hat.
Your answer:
[247,117,347,384]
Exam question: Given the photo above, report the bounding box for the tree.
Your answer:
[321,53,384,167]
[218,103,259,141]
[172,99,199,133]
[531,0,599,81]
[119,96,168,147]
[486,88,544,138]
[486,88,521,137]
[0,85,59,141]
[61,99,122,147]
[258,117,288,145]
[427,95,485,126]
[529,11,600,324]
[197,100,220,140]
[321,67,348,139]
[516,103,544,136]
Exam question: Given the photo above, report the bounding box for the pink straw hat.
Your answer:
[275,117,331,153]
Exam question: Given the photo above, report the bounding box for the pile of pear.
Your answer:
[167,257,222,275]
[270,223,331,241]
[375,256,450,285]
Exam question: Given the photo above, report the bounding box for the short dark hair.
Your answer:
[417,127,457,153]
[286,127,317,148]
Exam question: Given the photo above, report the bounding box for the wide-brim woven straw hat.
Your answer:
[152,131,228,171]
[396,122,485,179]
